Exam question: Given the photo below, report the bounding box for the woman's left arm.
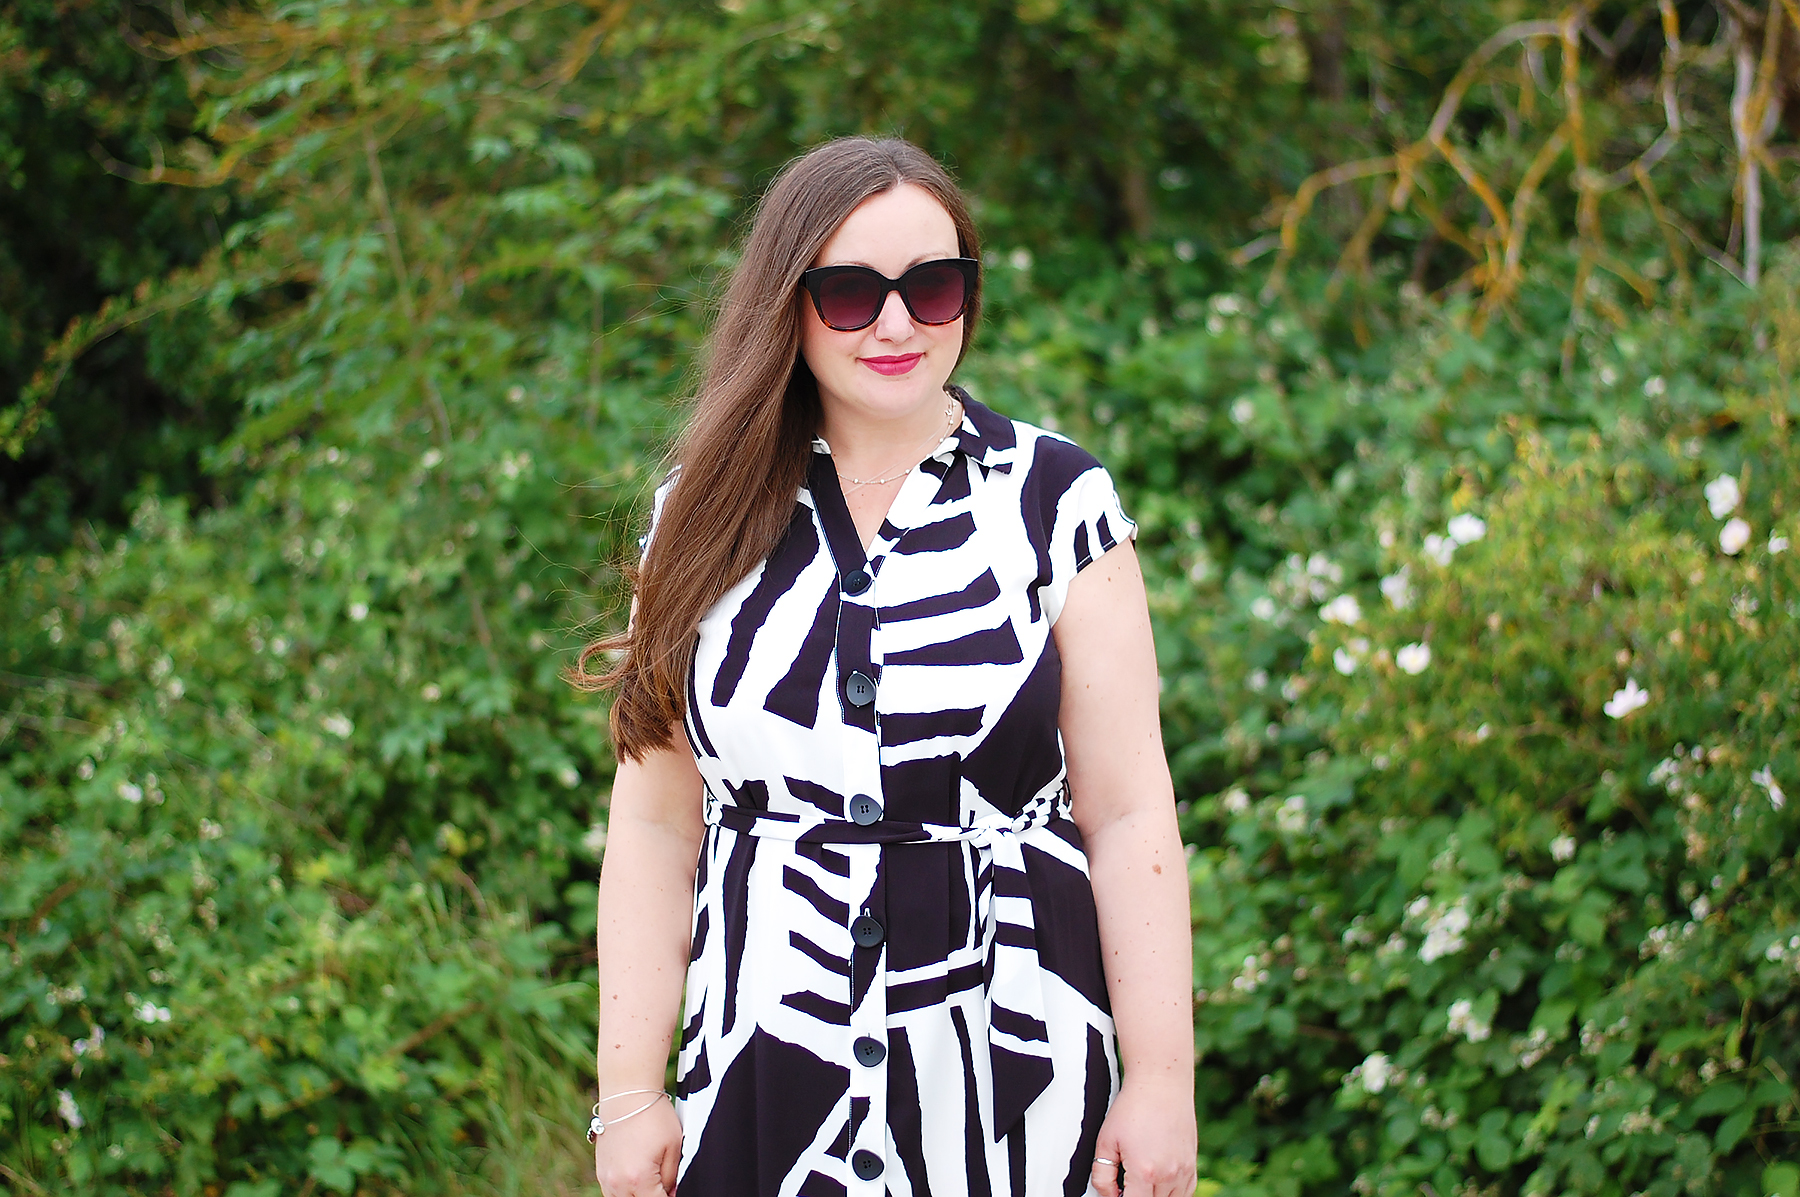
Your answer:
[1057,539,1196,1197]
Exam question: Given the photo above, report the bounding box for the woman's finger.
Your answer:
[1088,1150,1122,1197]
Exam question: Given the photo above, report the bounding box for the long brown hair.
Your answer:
[570,137,983,761]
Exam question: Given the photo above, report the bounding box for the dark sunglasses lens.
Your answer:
[904,264,968,324]
[817,272,884,329]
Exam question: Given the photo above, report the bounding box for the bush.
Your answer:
[1174,281,1800,1193]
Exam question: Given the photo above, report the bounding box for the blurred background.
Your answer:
[2,1,1798,1193]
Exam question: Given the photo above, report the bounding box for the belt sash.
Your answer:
[703,793,1058,1138]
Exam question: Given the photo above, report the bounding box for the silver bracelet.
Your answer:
[587,1090,671,1143]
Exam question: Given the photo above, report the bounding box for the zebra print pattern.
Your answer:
[666,391,1133,1197]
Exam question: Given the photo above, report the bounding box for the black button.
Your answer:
[845,671,876,708]
[851,1149,884,1180]
[851,915,885,948]
[854,1036,887,1067]
[843,569,871,596]
[849,794,883,825]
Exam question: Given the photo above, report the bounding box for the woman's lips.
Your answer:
[860,353,922,376]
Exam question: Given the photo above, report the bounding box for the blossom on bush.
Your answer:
[1551,834,1577,862]
[133,999,172,1024]
[1446,998,1492,1042]
[1419,898,1471,962]
[1752,766,1786,811]
[118,781,144,804]
[1422,533,1456,566]
[1220,787,1250,814]
[321,712,354,738]
[1320,594,1362,624]
[56,1090,83,1130]
[1704,474,1741,518]
[1603,678,1649,719]
[1346,1052,1394,1094]
[1772,532,1790,553]
[1719,517,1751,555]
[1334,637,1370,675]
[1276,795,1307,832]
[1396,642,1431,674]
[1447,513,1486,544]
[1379,568,1413,610]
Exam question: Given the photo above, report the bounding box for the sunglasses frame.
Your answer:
[798,257,980,332]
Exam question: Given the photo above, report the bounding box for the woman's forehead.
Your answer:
[814,183,958,270]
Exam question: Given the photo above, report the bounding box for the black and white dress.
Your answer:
[664,392,1135,1197]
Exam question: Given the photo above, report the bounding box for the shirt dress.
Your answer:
[663,391,1136,1197]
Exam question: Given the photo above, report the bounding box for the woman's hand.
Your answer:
[1087,1078,1198,1197]
[593,1098,682,1197]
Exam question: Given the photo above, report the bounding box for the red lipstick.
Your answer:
[860,353,922,376]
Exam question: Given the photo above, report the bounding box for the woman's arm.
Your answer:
[1056,540,1197,1197]
[593,740,706,1197]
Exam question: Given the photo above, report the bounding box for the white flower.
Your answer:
[1704,474,1741,519]
[348,601,369,622]
[1379,568,1413,610]
[1320,594,1363,625]
[1357,1052,1392,1094]
[1422,534,1456,567]
[56,1089,84,1130]
[1551,835,1577,862]
[1396,643,1432,675]
[557,765,581,789]
[1603,678,1649,719]
[581,822,608,857]
[1643,375,1666,398]
[1008,247,1033,272]
[117,782,144,804]
[1334,647,1360,675]
[1771,534,1790,554]
[1719,517,1751,555]
[1420,899,1471,962]
[1277,795,1308,833]
[1221,787,1251,814]
[1690,895,1711,920]
[1447,998,1492,1043]
[420,683,442,702]
[133,1000,171,1024]
[1250,595,1277,622]
[321,712,354,738]
[1752,766,1786,811]
[199,818,223,840]
[72,1024,105,1056]
[1447,513,1487,545]
[1230,398,1256,427]
[420,448,443,470]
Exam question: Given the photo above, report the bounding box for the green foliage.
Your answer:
[4,0,1799,1192]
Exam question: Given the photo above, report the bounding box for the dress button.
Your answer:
[851,915,885,948]
[845,671,876,708]
[851,1149,884,1180]
[843,568,871,596]
[848,794,883,825]
[854,1036,887,1067]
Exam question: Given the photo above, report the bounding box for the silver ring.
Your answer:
[1093,1158,1118,1168]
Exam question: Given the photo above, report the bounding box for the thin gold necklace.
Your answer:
[835,396,961,493]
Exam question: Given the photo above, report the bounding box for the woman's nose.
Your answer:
[872,288,914,339]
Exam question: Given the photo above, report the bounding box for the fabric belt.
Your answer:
[703,794,1060,1137]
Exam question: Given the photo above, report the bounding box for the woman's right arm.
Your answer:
[593,741,706,1197]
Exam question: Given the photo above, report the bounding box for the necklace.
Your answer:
[834,396,962,493]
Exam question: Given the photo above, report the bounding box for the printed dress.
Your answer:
[667,392,1136,1197]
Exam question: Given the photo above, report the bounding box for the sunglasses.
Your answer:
[799,257,979,332]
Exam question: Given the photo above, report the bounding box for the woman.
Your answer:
[576,137,1194,1197]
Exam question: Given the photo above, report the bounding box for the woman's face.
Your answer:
[799,182,963,432]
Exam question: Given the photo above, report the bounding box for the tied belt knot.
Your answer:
[704,791,1063,1137]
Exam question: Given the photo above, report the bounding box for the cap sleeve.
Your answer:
[1037,443,1136,626]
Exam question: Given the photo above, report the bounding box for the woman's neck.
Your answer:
[818,391,956,480]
